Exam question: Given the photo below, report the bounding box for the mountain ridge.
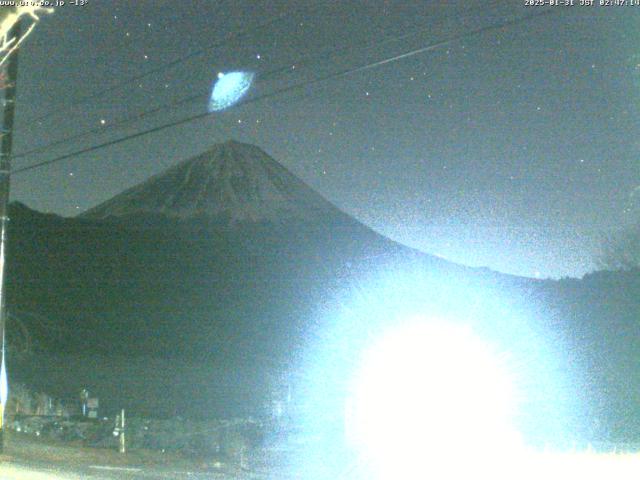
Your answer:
[80,140,347,225]
[7,142,640,440]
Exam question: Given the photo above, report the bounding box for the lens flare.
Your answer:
[347,318,522,479]
[0,6,53,66]
[208,71,254,112]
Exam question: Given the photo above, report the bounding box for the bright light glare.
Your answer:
[208,71,254,112]
[347,319,522,479]
[526,451,640,480]
[0,6,53,66]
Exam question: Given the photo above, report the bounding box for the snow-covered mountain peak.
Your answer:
[80,141,341,223]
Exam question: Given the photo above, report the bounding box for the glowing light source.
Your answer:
[208,71,254,112]
[296,263,579,478]
[0,6,53,66]
[347,318,522,479]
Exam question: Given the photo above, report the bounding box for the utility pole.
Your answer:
[114,409,126,454]
[0,18,21,453]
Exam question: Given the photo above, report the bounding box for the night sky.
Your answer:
[8,1,640,278]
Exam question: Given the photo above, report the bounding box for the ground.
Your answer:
[0,432,269,479]
[5,429,640,479]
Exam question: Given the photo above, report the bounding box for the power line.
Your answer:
[14,92,204,159]
[13,7,562,176]
[15,1,501,160]
[22,6,307,126]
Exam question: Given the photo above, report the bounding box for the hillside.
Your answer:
[3,142,640,445]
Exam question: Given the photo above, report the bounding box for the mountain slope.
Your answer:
[7,142,640,442]
[12,141,466,360]
[80,140,346,224]
[5,142,464,416]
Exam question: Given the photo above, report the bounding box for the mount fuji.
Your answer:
[6,141,465,415]
[81,140,348,225]
[5,141,639,438]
